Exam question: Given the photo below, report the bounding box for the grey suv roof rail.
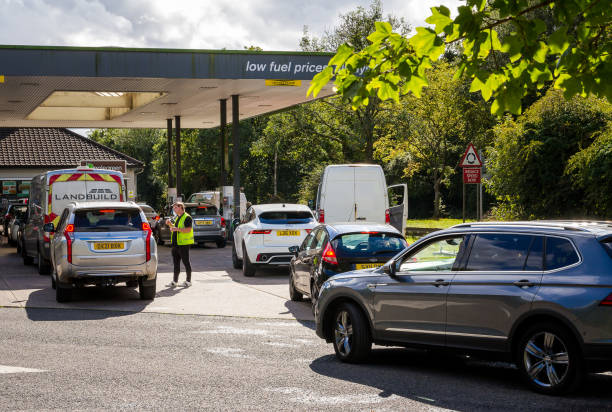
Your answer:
[450,221,591,232]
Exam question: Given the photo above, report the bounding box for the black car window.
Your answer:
[399,236,466,272]
[314,229,328,250]
[186,205,218,216]
[74,209,143,232]
[259,211,314,224]
[465,233,533,271]
[523,236,544,271]
[332,232,407,258]
[300,232,315,251]
[545,237,579,270]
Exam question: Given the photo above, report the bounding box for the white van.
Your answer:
[187,187,248,221]
[21,167,126,274]
[315,164,408,233]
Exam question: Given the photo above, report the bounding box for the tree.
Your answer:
[89,129,166,210]
[308,0,611,116]
[485,89,611,219]
[299,0,411,161]
[374,63,494,218]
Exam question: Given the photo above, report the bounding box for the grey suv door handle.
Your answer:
[513,279,536,288]
[432,279,450,287]
[367,283,388,289]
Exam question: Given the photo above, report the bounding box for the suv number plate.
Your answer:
[195,220,213,225]
[94,242,125,250]
[277,230,300,236]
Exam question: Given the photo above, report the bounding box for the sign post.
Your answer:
[460,143,482,222]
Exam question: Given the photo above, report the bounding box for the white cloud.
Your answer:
[0,0,462,50]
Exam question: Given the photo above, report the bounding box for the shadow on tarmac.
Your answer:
[309,348,612,409]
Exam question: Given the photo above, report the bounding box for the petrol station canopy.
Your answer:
[0,45,336,129]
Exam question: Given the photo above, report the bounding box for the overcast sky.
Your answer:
[0,0,460,51]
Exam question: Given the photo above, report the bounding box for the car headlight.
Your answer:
[321,281,332,291]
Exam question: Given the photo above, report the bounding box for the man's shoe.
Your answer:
[183,281,192,287]
[167,281,178,288]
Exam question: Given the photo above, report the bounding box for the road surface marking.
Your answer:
[206,348,253,359]
[0,365,46,374]
[264,387,399,405]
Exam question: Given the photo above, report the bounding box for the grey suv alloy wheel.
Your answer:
[516,323,584,395]
[332,303,371,363]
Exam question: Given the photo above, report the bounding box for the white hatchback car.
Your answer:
[232,204,316,277]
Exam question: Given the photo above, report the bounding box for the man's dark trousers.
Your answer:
[172,245,192,283]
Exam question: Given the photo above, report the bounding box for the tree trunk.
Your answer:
[433,172,441,220]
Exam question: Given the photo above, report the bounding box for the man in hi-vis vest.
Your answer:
[166,201,194,287]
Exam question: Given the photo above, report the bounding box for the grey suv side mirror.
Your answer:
[43,223,55,233]
[382,259,397,278]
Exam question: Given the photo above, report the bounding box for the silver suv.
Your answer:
[315,221,612,395]
[46,202,158,303]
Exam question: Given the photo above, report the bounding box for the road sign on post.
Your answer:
[463,167,481,184]
[461,143,483,222]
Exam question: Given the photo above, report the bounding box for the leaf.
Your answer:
[409,27,444,59]
[533,41,548,64]
[548,27,570,54]
[426,6,453,34]
[329,44,354,68]
[307,66,333,97]
[501,34,522,63]
[491,85,522,116]
[554,73,583,99]
[403,73,428,98]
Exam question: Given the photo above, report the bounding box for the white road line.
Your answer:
[264,387,399,405]
[206,348,254,359]
[0,365,46,374]
[193,326,279,337]
[263,342,298,348]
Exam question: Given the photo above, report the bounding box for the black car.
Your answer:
[288,223,407,308]
[2,202,27,237]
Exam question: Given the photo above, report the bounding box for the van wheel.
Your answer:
[37,248,51,275]
[139,278,156,300]
[289,269,302,302]
[516,322,584,395]
[56,284,71,303]
[231,242,242,269]
[242,244,256,277]
[22,240,33,265]
[332,302,371,363]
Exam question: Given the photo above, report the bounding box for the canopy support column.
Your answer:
[232,95,240,220]
[175,115,182,200]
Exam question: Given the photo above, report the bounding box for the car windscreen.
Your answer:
[186,206,218,216]
[258,211,314,224]
[74,209,143,232]
[331,232,407,257]
[138,205,155,214]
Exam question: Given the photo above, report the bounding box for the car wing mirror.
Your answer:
[288,245,299,256]
[43,222,55,233]
[382,259,398,278]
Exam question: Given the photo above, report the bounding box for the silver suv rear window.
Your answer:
[186,205,218,216]
[74,209,143,232]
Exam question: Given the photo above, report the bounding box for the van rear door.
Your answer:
[323,167,355,223]
[388,183,408,233]
[354,166,386,223]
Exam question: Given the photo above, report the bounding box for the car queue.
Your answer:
[1,165,611,396]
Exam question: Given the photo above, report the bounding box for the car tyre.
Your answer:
[139,277,156,300]
[37,247,51,275]
[310,281,318,314]
[332,302,371,363]
[289,269,302,302]
[56,284,71,303]
[242,244,256,277]
[231,242,242,269]
[216,240,226,248]
[51,267,57,290]
[516,322,585,395]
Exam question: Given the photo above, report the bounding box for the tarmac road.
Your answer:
[1,237,612,410]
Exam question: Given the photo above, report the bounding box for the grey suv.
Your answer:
[314,221,612,395]
[47,202,158,303]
